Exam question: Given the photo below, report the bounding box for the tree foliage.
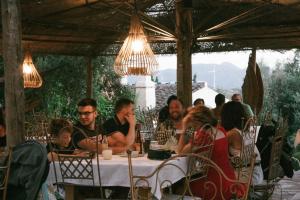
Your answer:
[5,55,134,121]
[262,50,300,137]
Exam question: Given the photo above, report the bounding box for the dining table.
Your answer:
[46,154,188,200]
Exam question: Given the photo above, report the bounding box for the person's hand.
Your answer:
[90,135,102,143]
[125,113,136,126]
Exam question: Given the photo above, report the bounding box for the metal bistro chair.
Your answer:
[25,121,49,144]
[51,127,105,200]
[188,124,217,184]
[55,152,106,200]
[127,124,216,200]
[252,119,288,200]
[0,148,12,200]
[235,118,258,182]
[137,107,159,140]
[187,153,256,200]
[127,150,200,200]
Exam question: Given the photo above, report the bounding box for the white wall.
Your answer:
[135,76,156,109]
[192,84,229,108]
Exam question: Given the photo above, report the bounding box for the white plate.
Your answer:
[118,152,142,158]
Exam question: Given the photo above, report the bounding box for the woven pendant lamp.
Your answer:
[114,14,158,76]
[23,52,43,88]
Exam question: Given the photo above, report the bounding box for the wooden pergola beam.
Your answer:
[86,57,93,98]
[1,0,25,146]
[176,0,193,107]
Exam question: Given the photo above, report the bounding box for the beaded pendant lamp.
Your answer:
[23,52,43,88]
[114,14,158,76]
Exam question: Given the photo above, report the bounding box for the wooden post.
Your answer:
[1,0,25,146]
[86,57,93,98]
[176,0,193,107]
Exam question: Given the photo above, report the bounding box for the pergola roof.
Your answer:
[1,0,300,56]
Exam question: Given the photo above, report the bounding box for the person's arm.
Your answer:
[124,113,136,146]
[77,138,126,154]
[77,138,102,153]
[177,113,192,154]
[226,129,242,151]
[108,113,136,147]
[177,133,192,154]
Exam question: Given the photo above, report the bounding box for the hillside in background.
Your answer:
[127,62,245,90]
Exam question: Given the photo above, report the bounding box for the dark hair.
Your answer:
[115,98,134,113]
[231,93,242,101]
[215,93,225,106]
[77,98,97,108]
[49,119,73,137]
[169,98,184,107]
[221,101,246,131]
[167,95,178,106]
[193,98,205,106]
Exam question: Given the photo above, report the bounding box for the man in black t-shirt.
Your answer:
[72,98,125,153]
[102,98,136,199]
[103,98,136,148]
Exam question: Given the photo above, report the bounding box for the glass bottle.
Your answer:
[135,124,143,154]
[101,135,108,150]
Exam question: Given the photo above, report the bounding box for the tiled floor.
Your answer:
[271,170,300,200]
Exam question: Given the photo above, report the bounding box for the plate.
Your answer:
[118,152,144,158]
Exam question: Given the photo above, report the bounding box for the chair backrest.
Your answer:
[187,153,256,200]
[137,107,158,139]
[127,151,192,200]
[242,118,257,164]
[57,153,95,185]
[0,148,12,200]
[266,119,287,181]
[231,118,257,180]
[127,151,255,200]
[50,126,104,199]
[25,121,49,144]
[189,124,217,180]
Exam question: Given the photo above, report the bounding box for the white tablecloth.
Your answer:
[47,154,188,199]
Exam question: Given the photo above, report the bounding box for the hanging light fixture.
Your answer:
[22,52,43,88]
[114,12,159,76]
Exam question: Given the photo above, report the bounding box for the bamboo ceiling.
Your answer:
[1,0,300,56]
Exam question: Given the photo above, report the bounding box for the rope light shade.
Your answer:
[22,52,43,88]
[114,14,158,76]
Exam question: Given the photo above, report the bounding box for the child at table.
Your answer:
[46,119,88,161]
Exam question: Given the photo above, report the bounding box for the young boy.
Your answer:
[47,119,87,161]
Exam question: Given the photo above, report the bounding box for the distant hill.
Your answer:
[127,62,246,90]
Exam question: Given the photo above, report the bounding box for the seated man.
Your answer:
[158,95,178,123]
[155,97,186,145]
[72,98,124,154]
[231,93,254,119]
[102,98,136,199]
[103,98,136,148]
[193,98,205,107]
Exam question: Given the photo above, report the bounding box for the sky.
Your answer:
[156,49,296,71]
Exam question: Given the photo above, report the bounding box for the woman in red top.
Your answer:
[177,106,243,200]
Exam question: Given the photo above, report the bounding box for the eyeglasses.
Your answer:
[77,111,95,116]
